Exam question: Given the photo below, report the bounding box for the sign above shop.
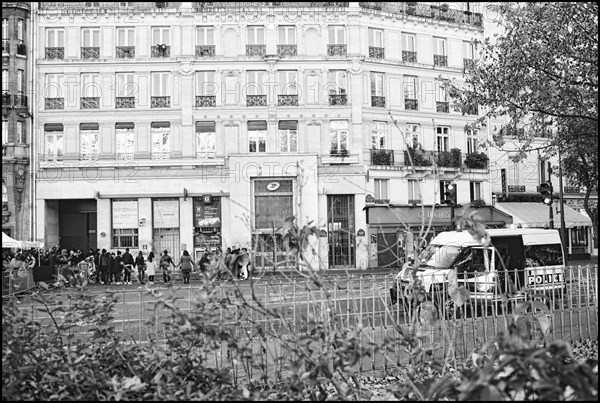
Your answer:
[266,182,280,191]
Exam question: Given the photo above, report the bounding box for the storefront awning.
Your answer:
[494,202,592,229]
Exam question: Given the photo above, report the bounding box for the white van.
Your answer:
[391,228,566,312]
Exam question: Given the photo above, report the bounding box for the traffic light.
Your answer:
[539,182,553,206]
[443,183,457,206]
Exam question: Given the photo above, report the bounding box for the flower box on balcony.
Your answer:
[464,152,489,169]
[370,148,394,166]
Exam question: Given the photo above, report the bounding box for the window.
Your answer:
[151,122,170,158]
[196,121,216,157]
[439,180,452,204]
[151,72,169,96]
[466,128,479,154]
[436,81,447,102]
[117,27,135,46]
[2,19,7,40]
[17,70,23,93]
[434,37,447,56]
[278,26,296,45]
[2,70,7,93]
[81,28,100,47]
[408,180,421,202]
[116,73,135,97]
[80,123,99,159]
[463,41,474,59]
[539,158,547,183]
[405,123,421,148]
[46,28,65,47]
[572,227,588,246]
[44,123,64,158]
[112,200,139,248]
[524,244,563,267]
[2,180,7,209]
[402,33,415,52]
[46,74,64,98]
[116,122,135,159]
[17,19,24,41]
[371,122,387,149]
[254,179,294,230]
[328,70,347,94]
[330,120,349,154]
[2,120,7,144]
[16,121,23,143]
[279,120,298,152]
[196,26,214,45]
[152,26,170,45]
[248,120,267,153]
[470,181,482,201]
[374,179,389,202]
[436,126,450,152]
[112,228,139,248]
[368,28,383,47]
[371,72,384,96]
[196,71,215,95]
[81,73,100,98]
[278,70,297,95]
[246,71,265,95]
[328,26,345,44]
[247,26,264,45]
[404,76,417,99]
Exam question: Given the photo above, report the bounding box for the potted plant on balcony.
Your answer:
[372,148,391,165]
[407,146,432,167]
[464,151,489,169]
[450,148,462,168]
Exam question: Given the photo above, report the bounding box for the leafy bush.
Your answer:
[464,151,489,169]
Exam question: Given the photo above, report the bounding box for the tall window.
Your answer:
[151,122,170,158]
[17,19,24,41]
[278,26,296,45]
[44,123,64,159]
[406,123,421,148]
[374,179,389,202]
[463,41,474,59]
[402,33,415,52]
[196,121,216,157]
[439,180,452,204]
[112,200,139,248]
[436,126,450,152]
[279,120,298,153]
[371,122,387,149]
[466,128,479,154]
[196,26,214,45]
[2,20,8,40]
[330,120,349,154]
[247,26,264,45]
[152,26,170,46]
[46,28,65,47]
[81,73,100,98]
[408,180,421,202]
[328,70,347,94]
[45,74,64,98]
[246,70,265,95]
[248,120,267,153]
[368,28,383,47]
[80,123,99,159]
[370,72,384,96]
[16,70,23,93]
[436,81,447,102]
[1,120,7,144]
[151,72,169,96]
[328,26,345,44]
[404,76,417,99]
[16,121,23,144]
[278,70,297,95]
[117,27,135,46]
[1,70,7,93]
[115,73,135,97]
[115,122,135,159]
[434,37,447,56]
[470,181,482,202]
[196,71,215,95]
[81,28,100,47]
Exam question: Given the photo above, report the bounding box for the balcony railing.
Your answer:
[195,45,215,57]
[45,47,64,60]
[81,97,100,109]
[152,152,171,160]
[246,94,267,106]
[278,94,298,106]
[360,3,483,29]
[2,40,8,54]
[151,45,171,58]
[402,50,417,63]
[45,98,64,110]
[151,96,171,108]
[370,148,394,166]
[434,54,448,67]
[116,153,135,161]
[116,46,135,58]
[434,150,461,168]
[80,153,99,161]
[405,98,418,110]
[14,94,27,107]
[436,101,449,113]
[115,96,135,108]
[2,56,7,66]
[463,58,475,71]
[2,93,11,107]
[327,44,347,56]
[330,148,350,157]
[371,95,385,108]
[40,3,183,10]
[404,148,433,167]
[81,47,100,59]
[17,42,27,56]
[368,46,384,59]
[196,95,216,107]
[328,94,347,106]
[277,44,297,57]
[246,45,266,57]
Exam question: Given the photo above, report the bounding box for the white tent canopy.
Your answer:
[2,232,43,249]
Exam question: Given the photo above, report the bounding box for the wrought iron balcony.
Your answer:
[360,3,483,29]
[402,50,417,63]
[278,94,298,106]
[151,96,171,108]
[14,94,27,107]
[115,96,135,108]
[434,54,448,67]
[2,56,7,65]
[405,98,418,110]
[2,40,8,54]
[17,42,27,56]
[152,152,171,160]
[277,44,297,57]
[151,45,171,57]
[371,95,385,108]
[80,153,99,161]
[116,152,134,161]
[246,45,266,57]
[434,150,461,168]
[195,45,215,57]
[330,148,350,157]
[116,46,135,58]
[404,148,433,167]
[196,95,216,107]
[45,47,64,60]
[81,97,99,109]
[81,47,100,59]
[436,101,449,113]
[368,46,384,59]
[45,98,64,110]
[328,94,347,106]
[246,94,267,106]
[370,148,394,166]
[2,93,11,107]
[327,44,347,56]
[463,58,475,71]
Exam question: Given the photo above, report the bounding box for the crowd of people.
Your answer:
[2,245,254,288]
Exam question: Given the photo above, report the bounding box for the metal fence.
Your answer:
[11,264,598,383]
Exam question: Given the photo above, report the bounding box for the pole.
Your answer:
[548,162,554,229]
[558,148,568,264]
[450,205,455,231]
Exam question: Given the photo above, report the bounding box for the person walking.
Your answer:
[237,248,251,280]
[160,250,174,285]
[178,250,196,284]
[146,251,156,284]
[135,251,146,284]
[115,250,124,284]
[107,252,116,284]
[99,249,109,284]
[122,248,135,285]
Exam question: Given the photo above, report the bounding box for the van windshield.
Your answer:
[419,244,461,269]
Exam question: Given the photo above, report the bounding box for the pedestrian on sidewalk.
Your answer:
[160,250,174,284]
[178,250,196,284]
[99,249,109,284]
[135,251,146,284]
[146,251,156,284]
[122,248,135,285]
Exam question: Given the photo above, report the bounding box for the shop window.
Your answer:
[571,227,588,246]
[254,179,293,230]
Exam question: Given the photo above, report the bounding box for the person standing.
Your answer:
[135,251,146,284]
[122,248,135,285]
[237,248,251,280]
[160,250,174,284]
[146,251,156,284]
[178,250,196,284]
[115,250,124,284]
[107,252,116,284]
[99,249,109,284]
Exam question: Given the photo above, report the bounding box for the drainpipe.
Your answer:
[29,2,36,243]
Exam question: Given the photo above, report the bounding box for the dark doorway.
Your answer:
[59,200,97,251]
[327,195,355,267]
